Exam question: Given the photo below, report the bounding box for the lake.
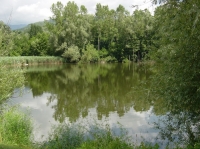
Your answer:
[8,63,167,146]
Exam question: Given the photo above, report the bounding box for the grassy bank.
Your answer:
[0,56,65,66]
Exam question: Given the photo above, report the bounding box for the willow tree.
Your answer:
[0,21,13,56]
[0,22,24,102]
[153,0,200,113]
[151,0,200,146]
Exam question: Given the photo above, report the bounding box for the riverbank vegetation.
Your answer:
[0,106,33,147]
[150,0,200,147]
[0,56,64,66]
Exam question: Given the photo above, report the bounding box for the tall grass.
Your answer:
[0,105,33,147]
[0,56,65,66]
[39,121,134,149]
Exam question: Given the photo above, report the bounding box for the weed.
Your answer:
[0,105,33,146]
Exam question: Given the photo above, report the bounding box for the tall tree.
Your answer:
[28,24,43,38]
[0,21,13,56]
[0,22,24,102]
[151,0,200,145]
[29,32,50,56]
[114,5,132,61]
[46,1,91,57]
[131,9,154,61]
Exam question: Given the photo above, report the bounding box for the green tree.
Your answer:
[29,32,50,56]
[81,44,99,63]
[28,24,43,38]
[46,1,91,56]
[131,9,154,61]
[0,22,24,102]
[76,5,92,49]
[151,0,200,146]
[153,0,200,113]
[114,4,130,61]
[62,45,80,63]
[93,4,117,53]
[11,32,30,56]
[0,21,13,56]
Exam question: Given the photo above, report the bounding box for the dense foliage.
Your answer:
[0,21,25,102]
[151,0,200,147]
[2,2,154,63]
[0,106,33,146]
[40,122,134,149]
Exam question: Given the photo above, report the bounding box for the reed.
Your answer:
[0,56,65,66]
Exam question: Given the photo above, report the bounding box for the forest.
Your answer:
[1,1,155,63]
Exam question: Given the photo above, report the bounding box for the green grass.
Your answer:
[0,144,31,149]
[0,56,65,66]
[0,105,33,147]
[39,122,134,149]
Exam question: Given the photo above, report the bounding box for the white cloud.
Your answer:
[39,8,52,18]
[17,3,39,13]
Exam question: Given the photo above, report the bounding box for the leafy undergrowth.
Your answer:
[39,122,134,149]
[0,105,33,147]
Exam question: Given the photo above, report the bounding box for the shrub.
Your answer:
[40,123,85,149]
[62,45,81,63]
[122,58,131,63]
[100,56,117,63]
[39,122,133,149]
[98,48,109,58]
[0,106,33,146]
[81,44,99,63]
[0,65,24,102]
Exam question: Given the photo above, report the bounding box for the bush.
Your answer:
[62,45,81,63]
[81,44,99,63]
[98,48,109,58]
[100,56,117,63]
[0,106,33,146]
[39,122,133,149]
[0,65,24,102]
[40,123,85,149]
[122,58,131,63]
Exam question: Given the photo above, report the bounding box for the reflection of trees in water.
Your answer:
[25,64,155,122]
[150,64,200,146]
[155,111,200,147]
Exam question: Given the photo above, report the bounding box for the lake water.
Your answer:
[8,63,166,146]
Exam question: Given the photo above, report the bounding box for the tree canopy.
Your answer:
[4,2,154,63]
[0,22,24,102]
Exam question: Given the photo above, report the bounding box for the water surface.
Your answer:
[9,63,163,145]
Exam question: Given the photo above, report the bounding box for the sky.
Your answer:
[0,0,156,25]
